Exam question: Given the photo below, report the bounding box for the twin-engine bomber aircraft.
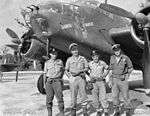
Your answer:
[5,0,150,95]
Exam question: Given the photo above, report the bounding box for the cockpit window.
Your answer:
[84,0,100,6]
[36,18,49,32]
[39,2,62,14]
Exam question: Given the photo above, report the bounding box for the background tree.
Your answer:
[0,46,10,56]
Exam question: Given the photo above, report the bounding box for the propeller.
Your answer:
[15,44,22,82]
[6,44,18,50]
[99,3,150,25]
[99,3,135,19]
[6,28,19,39]
[6,28,25,82]
[11,39,21,45]
[6,28,21,46]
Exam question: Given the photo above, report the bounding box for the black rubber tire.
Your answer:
[37,74,46,94]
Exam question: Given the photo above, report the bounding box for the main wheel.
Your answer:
[37,74,46,94]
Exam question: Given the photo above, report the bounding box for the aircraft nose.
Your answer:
[20,8,31,26]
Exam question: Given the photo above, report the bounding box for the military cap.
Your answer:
[111,44,120,51]
[49,48,57,54]
[91,50,99,56]
[69,43,78,51]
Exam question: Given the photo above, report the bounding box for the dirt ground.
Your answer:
[0,71,150,116]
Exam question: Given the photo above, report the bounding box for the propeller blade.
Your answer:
[99,3,135,19]
[16,65,19,82]
[16,45,22,82]
[6,44,18,50]
[11,39,21,45]
[6,28,19,39]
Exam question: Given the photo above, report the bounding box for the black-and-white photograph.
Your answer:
[0,0,150,116]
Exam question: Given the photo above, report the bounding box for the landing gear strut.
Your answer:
[142,27,150,96]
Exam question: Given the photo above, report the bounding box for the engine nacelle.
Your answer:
[22,37,47,61]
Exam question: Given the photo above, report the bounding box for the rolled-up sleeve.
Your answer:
[83,57,88,68]
[126,56,133,73]
[102,61,109,69]
[44,62,47,74]
[58,60,64,70]
[109,56,113,70]
[65,58,70,71]
[55,60,64,78]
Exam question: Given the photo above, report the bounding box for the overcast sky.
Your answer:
[0,0,142,48]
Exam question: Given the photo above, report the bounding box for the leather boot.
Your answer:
[126,112,130,116]
[83,106,88,116]
[47,108,52,116]
[104,112,109,116]
[71,107,76,116]
[57,103,64,116]
[113,106,120,116]
[125,108,131,116]
[96,108,103,116]
[56,111,64,116]
[96,111,102,116]
[114,112,120,116]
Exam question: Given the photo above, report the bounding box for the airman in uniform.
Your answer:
[88,50,109,116]
[109,44,133,116]
[44,48,64,116]
[65,43,89,116]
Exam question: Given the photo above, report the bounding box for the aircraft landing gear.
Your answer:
[142,27,150,96]
[37,74,46,94]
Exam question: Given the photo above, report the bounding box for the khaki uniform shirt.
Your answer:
[109,54,133,77]
[89,60,109,79]
[65,55,88,74]
[44,59,64,78]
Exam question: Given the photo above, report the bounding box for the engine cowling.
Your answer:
[130,5,150,49]
[21,37,47,61]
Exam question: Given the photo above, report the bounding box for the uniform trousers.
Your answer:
[92,81,108,111]
[69,76,87,108]
[45,78,64,112]
[112,77,130,110]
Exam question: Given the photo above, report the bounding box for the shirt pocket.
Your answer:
[97,65,103,71]
[55,62,62,68]
[110,60,115,69]
[110,60,115,65]
[119,60,126,69]
[70,61,76,71]
[47,64,54,70]
[55,64,62,72]
[77,60,85,69]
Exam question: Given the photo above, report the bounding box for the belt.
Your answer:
[112,74,127,81]
[46,77,62,82]
[112,72,128,76]
[95,78,104,81]
[90,76,104,82]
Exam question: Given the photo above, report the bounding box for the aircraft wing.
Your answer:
[0,64,19,72]
[109,27,143,70]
